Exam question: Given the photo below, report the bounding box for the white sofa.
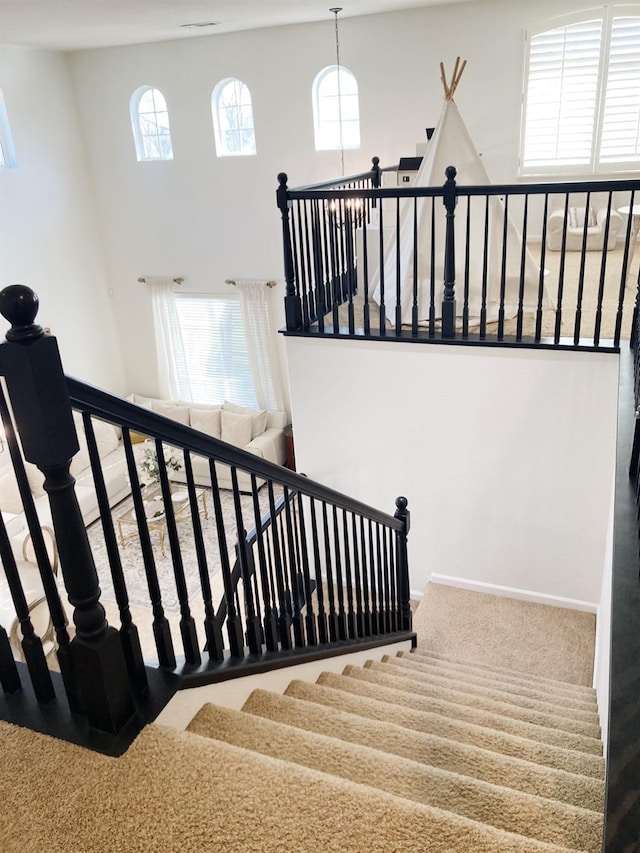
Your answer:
[0,398,289,559]
[128,395,289,492]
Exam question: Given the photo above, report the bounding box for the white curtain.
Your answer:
[235,280,286,412]
[146,277,190,401]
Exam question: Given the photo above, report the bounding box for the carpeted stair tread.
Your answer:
[242,688,605,811]
[412,648,596,696]
[1,720,582,853]
[367,660,600,724]
[388,653,599,712]
[186,702,603,852]
[337,666,602,742]
[284,680,605,778]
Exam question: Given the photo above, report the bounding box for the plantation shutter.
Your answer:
[522,19,603,168]
[174,294,257,408]
[599,16,640,163]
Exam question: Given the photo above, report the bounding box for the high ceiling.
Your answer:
[0,0,468,52]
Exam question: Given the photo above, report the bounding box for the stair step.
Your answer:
[332,667,602,744]
[284,680,604,776]
[242,688,605,811]
[391,653,599,712]
[364,661,601,727]
[187,702,603,852]
[412,648,595,696]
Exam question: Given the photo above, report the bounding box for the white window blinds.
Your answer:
[174,294,257,408]
[600,16,640,163]
[523,19,603,168]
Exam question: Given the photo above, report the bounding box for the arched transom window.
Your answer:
[313,65,361,151]
[212,78,257,157]
[130,86,174,162]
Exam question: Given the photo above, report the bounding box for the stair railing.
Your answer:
[278,164,640,349]
[0,285,414,742]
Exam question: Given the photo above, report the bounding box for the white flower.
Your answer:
[139,442,182,487]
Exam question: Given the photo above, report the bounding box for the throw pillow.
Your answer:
[223,400,267,439]
[568,206,596,229]
[153,401,191,425]
[221,410,253,448]
[190,407,222,439]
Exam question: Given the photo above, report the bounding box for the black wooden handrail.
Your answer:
[66,378,401,531]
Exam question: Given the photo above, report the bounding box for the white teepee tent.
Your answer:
[371,62,551,326]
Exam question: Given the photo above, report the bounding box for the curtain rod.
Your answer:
[137,276,184,285]
[225,278,277,288]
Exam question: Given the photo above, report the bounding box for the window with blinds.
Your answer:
[521,9,640,175]
[174,294,257,408]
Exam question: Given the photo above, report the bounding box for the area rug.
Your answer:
[87,485,278,614]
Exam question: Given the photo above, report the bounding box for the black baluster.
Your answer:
[554,194,570,344]
[322,502,339,641]
[0,624,21,694]
[395,196,402,334]
[344,203,356,334]
[291,200,307,329]
[268,480,292,649]
[442,165,457,339]
[283,486,305,647]
[183,450,223,662]
[378,202,386,334]
[231,468,262,656]
[123,431,176,669]
[250,474,278,652]
[536,195,549,342]
[411,197,419,336]
[351,514,364,637]
[83,413,148,694]
[375,523,386,632]
[310,498,328,644]
[462,196,471,338]
[332,505,347,640]
[497,194,509,340]
[0,285,133,732]
[277,173,302,331]
[367,518,379,634]
[429,198,436,338]
[594,193,613,346]
[328,200,340,333]
[517,195,529,341]
[302,201,315,324]
[387,528,398,632]
[381,526,391,633]
[362,214,371,335]
[0,385,79,710]
[209,460,243,658]
[573,192,592,346]
[312,200,326,333]
[616,191,636,348]
[342,511,356,638]
[0,511,53,702]
[360,515,371,636]
[296,493,317,646]
[480,196,490,339]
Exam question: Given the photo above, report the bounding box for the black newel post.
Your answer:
[393,496,412,633]
[442,165,458,339]
[0,285,134,734]
[277,173,302,331]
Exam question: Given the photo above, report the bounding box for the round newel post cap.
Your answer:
[0,285,45,342]
[277,172,288,187]
[371,156,380,168]
[395,496,409,513]
[445,165,457,181]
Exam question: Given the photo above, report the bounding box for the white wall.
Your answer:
[0,46,126,391]
[63,0,601,395]
[285,337,619,604]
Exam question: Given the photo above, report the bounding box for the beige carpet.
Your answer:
[336,243,639,342]
[0,583,603,852]
[412,582,596,686]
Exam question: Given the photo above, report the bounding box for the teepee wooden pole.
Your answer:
[439,62,449,99]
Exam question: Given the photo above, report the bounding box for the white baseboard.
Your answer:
[429,573,598,614]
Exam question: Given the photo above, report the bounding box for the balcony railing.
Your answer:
[278,162,640,350]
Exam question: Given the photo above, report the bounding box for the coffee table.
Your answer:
[116,483,208,556]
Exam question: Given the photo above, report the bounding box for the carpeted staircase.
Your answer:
[0,595,604,852]
[182,647,604,852]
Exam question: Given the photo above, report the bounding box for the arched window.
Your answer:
[520,9,640,175]
[313,65,360,151]
[212,78,256,157]
[130,86,174,162]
